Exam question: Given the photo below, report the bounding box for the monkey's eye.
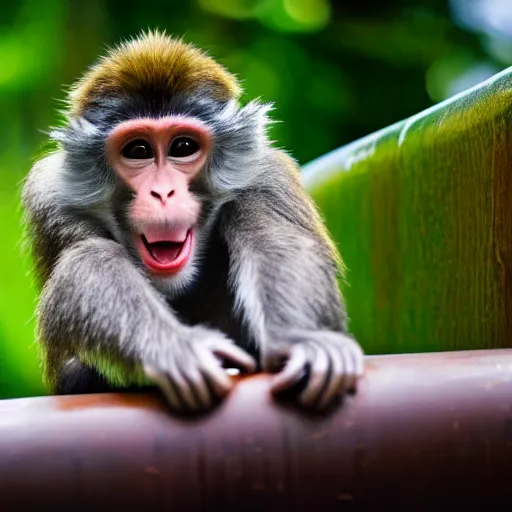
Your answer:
[122,140,154,159]
[168,137,200,159]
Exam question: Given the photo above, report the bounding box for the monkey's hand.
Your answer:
[143,326,256,413]
[264,330,364,410]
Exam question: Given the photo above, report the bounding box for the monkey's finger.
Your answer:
[144,364,183,411]
[354,342,365,377]
[299,344,331,407]
[195,346,235,398]
[181,359,214,410]
[338,337,364,392]
[166,360,203,412]
[346,343,364,391]
[316,343,345,410]
[270,345,308,394]
[210,340,257,373]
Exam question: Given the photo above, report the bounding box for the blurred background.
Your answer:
[1,0,510,399]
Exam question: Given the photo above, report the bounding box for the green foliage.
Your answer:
[0,0,505,398]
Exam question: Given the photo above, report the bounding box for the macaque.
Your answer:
[22,31,364,413]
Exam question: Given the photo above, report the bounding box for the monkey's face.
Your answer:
[106,116,211,277]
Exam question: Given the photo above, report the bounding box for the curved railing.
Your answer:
[2,350,512,510]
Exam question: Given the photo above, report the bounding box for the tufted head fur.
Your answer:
[69,30,241,118]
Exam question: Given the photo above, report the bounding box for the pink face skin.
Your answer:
[106,117,212,275]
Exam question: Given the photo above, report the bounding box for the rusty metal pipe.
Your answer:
[1,349,512,511]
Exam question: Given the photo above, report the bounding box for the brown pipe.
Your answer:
[1,349,512,511]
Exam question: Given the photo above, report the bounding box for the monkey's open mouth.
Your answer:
[137,229,193,274]
[142,236,184,263]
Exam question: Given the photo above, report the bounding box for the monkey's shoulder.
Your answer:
[261,147,301,176]
[22,151,66,206]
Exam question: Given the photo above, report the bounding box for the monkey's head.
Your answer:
[52,31,271,293]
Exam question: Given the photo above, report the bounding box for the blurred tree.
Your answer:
[0,0,507,398]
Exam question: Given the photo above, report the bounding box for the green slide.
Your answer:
[303,67,512,355]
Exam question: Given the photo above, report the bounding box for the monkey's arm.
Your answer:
[221,151,363,409]
[22,154,255,412]
[37,240,254,410]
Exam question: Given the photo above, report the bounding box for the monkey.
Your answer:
[21,30,364,413]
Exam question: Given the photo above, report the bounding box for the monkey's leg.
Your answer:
[56,358,115,395]
[56,358,157,395]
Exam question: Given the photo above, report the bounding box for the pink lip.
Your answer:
[136,229,193,275]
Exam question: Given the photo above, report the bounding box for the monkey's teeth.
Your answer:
[144,227,189,244]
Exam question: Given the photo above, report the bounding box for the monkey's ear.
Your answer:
[213,98,275,153]
[50,117,101,145]
[238,99,275,138]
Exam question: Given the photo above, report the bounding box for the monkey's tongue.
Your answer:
[148,241,184,264]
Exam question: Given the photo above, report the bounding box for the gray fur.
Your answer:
[22,82,363,413]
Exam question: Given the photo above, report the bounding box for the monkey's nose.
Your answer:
[150,189,175,204]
